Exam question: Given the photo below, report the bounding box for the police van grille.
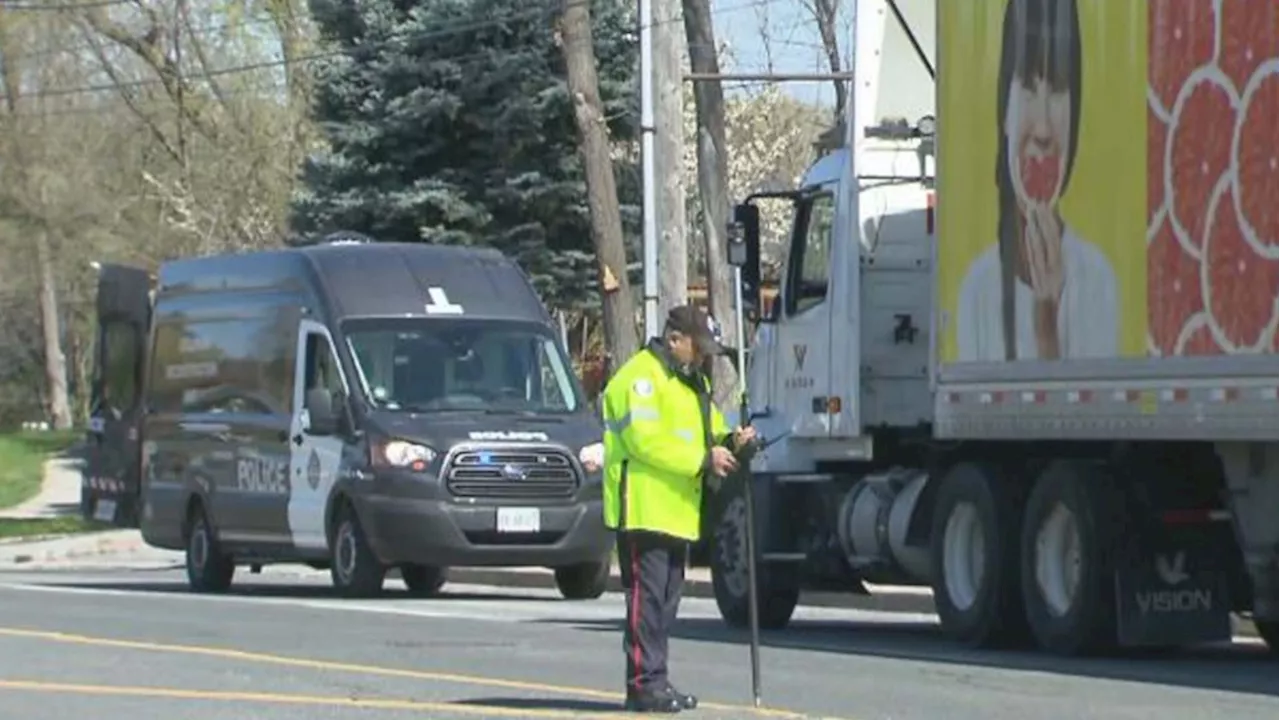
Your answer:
[445,449,579,499]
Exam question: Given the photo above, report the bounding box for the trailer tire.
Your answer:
[1020,461,1118,655]
[930,462,1026,647]
[1255,620,1277,655]
[711,494,799,630]
[185,503,235,594]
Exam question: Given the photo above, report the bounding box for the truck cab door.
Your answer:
[86,264,152,526]
[774,190,837,438]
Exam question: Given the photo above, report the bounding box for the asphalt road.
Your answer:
[0,568,1273,720]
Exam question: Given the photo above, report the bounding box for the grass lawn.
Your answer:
[0,516,110,540]
[0,430,81,511]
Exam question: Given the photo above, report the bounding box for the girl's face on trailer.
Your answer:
[1007,69,1073,212]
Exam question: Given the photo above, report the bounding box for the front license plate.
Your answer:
[496,507,540,533]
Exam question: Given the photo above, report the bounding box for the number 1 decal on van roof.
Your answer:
[424,286,464,315]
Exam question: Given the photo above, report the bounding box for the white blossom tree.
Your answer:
[683,83,829,280]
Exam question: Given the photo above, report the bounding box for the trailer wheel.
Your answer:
[929,463,1026,647]
[1255,619,1277,655]
[330,504,386,597]
[1020,461,1117,655]
[711,494,799,630]
[185,503,235,594]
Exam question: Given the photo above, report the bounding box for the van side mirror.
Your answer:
[304,388,340,436]
[728,203,762,313]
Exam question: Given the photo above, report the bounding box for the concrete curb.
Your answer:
[0,530,156,567]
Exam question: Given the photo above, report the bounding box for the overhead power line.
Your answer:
[3,12,282,63]
[0,0,782,103]
[0,0,130,10]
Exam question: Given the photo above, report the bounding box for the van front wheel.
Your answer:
[185,505,234,594]
[402,564,447,597]
[554,560,610,600]
[330,505,385,597]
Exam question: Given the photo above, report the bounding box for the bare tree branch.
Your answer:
[177,0,247,135]
[801,0,846,118]
[73,19,184,165]
[78,2,223,141]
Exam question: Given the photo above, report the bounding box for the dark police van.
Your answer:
[86,236,611,599]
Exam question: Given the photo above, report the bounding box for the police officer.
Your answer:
[601,304,757,714]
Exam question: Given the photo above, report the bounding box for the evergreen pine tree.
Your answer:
[295,0,638,310]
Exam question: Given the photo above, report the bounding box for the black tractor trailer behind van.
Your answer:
[85,236,612,599]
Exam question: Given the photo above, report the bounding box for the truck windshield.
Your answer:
[342,318,581,414]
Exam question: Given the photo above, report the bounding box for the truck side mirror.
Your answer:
[304,388,340,436]
[728,203,762,313]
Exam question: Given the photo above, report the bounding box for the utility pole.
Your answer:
[676,0,865,705]
[652,0,687,328]
[682,0,736,411]
[174,0,187,169]
[638,0,659,338]
[558,0,640,368]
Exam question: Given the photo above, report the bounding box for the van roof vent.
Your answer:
[323,230,374,245]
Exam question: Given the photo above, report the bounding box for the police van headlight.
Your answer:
[374,440,437,472]
[578,442,604,480]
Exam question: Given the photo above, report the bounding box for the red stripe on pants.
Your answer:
[629,538,643,692]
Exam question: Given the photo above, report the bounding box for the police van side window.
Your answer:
[148,317,295,415]
[304,334,344,400]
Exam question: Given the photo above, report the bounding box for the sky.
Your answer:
[710,0,855,109]
[709,0,938,128]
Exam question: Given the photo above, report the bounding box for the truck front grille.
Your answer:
[444,448,579,500]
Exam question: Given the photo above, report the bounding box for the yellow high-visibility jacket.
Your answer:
[601,341,729,541]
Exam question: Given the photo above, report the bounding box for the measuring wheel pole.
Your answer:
[727,217,762,702]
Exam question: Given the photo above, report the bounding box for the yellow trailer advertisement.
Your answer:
[936,0,1278,364]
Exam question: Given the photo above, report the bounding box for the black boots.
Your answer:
[666,684,698,710]
[624,688,682,713]
[623,685,698,713]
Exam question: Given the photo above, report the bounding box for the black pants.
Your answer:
[617,529,687,694]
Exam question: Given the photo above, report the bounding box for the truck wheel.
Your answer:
[330,504,385,597]
[929,462,1026,647]
[401,564,447,597]
[554,560,609,600]
[711,494,799,630]
[1255,619,1277,655]
[1020,461,1117,655]
[185,504,235,594]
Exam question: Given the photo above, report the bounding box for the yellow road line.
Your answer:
[0,679,626,718]
[0,627,832,719]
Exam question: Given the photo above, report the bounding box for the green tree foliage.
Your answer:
[295,0,638,310]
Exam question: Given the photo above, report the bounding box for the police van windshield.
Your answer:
[342,318,582,414]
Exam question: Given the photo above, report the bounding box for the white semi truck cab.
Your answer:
[711,0,1278,656]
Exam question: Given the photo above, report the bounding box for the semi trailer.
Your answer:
[710,0,1278,655]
